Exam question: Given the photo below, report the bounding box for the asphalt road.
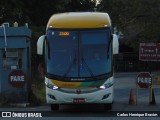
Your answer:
[0,72,160,120]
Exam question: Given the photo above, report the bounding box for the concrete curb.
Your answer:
[10,103,30,107]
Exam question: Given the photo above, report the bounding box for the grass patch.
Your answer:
[29,76,46,106]
[0,94,9,107]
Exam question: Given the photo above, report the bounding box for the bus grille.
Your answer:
[58,88,99,94]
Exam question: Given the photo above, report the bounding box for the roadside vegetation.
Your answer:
[29,75,46,106]
[0,94,9,107]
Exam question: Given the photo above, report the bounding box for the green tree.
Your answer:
[22,0,96,26]
[22,0,71,26]
[98,0,160,52]
[1,0,97,26]
[66,0,96,12]
[0,0,28,25]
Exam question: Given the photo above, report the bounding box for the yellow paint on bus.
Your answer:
[47,12,111,29]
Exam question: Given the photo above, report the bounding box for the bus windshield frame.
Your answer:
[46,28,113,82]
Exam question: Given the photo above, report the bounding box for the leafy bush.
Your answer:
[29,76,46,106]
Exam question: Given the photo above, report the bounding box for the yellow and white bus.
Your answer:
[37,12,119,110]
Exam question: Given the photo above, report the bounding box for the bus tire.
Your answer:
[51,104,59,111]
[104,103,112,110]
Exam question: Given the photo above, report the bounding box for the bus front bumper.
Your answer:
[46,86,113,104]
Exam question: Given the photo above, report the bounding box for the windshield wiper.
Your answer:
[63,51,77,78]
[107,35,112,59]
[81,57,96,80]
[46,41,51,59]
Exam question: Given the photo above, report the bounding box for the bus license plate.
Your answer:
[73,98,85,103]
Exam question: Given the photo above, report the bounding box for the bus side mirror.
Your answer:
[112,34,119,55]
[37,35,45,55]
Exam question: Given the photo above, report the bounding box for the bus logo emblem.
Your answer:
[76,89,82,94]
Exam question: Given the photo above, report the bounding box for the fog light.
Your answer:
[48,94,56,100]
[102,93,111,100]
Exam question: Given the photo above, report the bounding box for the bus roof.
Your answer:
[47,12,111,29]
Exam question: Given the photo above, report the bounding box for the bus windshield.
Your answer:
[46,28,112,80]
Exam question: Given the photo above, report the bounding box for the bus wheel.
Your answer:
[104,103,112,110]
[51,104,59,111]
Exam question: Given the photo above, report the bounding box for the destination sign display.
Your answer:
[59,32,70,36]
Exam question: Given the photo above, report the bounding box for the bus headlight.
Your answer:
[45,81,59,90]
[99,82,113,90]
